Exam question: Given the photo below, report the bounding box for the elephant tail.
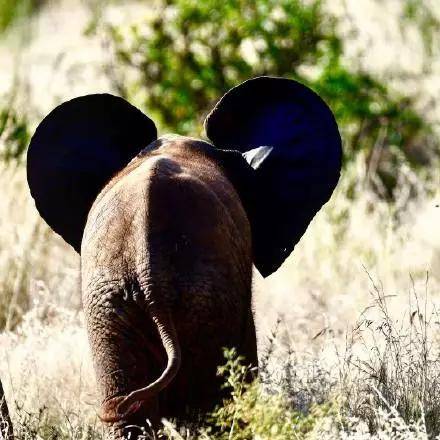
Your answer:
[100,309,181,423]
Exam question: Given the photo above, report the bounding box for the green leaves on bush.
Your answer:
[0,0,45,34]
[106,0,438,197]
[0,101,29,163]
[107,0,336,135]
[190,348,338,440]
[313,61,435,197]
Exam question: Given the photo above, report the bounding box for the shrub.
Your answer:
[104,0,438,197]
[0,99,29,163]
[0,0,47,34]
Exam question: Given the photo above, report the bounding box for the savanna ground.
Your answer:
[1,1,440,438]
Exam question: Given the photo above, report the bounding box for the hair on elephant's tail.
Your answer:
[99,309,181,423]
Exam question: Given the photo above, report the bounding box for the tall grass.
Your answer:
[255,154,440,349]
[0,155,439,438]
[345,272,440,436]
[0,164,79,330]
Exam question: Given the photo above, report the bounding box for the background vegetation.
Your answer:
[0,0,439,438]
[102,0,439,197]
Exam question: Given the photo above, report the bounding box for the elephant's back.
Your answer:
[140,147,256,412]
[82,139,252,286]
[147,150,251,262]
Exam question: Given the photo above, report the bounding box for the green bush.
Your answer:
[107,0,335,133]
[0,100,29,163]
[104,0,438,198]
[0,0,46,34]
[160,348,339,439]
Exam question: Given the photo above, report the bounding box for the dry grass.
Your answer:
[0,164,80,330]
[255,154,440,348]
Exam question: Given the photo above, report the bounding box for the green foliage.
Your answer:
[105,0,438,197]
[193,348,338,440]
[312,60,434,197]
[107,0,336,135]
[0,0,46,34]
[0,99,29,163]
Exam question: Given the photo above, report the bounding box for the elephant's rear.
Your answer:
[142,141,256,413]
[81,139,256,431]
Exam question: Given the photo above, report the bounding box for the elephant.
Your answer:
[26,76,342,437]
[0,378,13,440]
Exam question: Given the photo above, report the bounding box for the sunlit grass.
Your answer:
[3,280,440,440]
[0,158,439,438]
[0,164,79,330]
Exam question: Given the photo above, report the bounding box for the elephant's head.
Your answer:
[27,76,342,278]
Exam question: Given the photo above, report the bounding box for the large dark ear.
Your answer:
[27,94,157,252]
[205,77,342,277]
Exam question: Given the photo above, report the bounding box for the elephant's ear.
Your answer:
[27,94,157,252]
[205,77,342,277]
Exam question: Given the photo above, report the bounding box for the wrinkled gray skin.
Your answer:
[0,378,13,440]
[81,136,257,438]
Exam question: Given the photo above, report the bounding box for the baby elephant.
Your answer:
[27,77,341,437]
